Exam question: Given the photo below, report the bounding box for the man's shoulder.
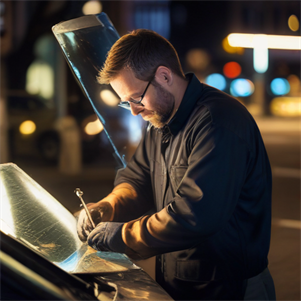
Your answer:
[196,84,255,127]
[189,84,261,148]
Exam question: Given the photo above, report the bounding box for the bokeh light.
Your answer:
[270,97,301,117]
[100,89,119,106]
[82,1,102,15]
[287,75,301,97]
[26,62,54,99]
[205,74,226,91]
[19,120,36,135]
[230,79,255,97]
[222,37,244,54]
[82,115,103,135]
[288,15,299,32]
[270,78,290,96]
[186,49,210,71]
[223,62,241,78]
[228,33,301,50]
[126,115,143,144]
[253,35,269,73]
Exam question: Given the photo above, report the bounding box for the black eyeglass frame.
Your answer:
[118,79,152,110]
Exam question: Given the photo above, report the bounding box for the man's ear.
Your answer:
[155,66,173,86]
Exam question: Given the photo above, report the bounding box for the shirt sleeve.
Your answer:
[122,123,252,259]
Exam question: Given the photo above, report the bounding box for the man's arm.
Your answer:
[87,123,254,259]
[77,127,155,242]
[122,124,253,258]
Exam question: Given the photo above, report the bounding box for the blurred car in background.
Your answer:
[7,91,60,163]
[7,91,104,164]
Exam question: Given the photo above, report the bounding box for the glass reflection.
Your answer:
[52,13,126,168]
[0,163,81,262]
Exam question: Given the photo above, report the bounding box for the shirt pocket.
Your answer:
[170,166,188,195]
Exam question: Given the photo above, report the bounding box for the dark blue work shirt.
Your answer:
[114,73,272,288]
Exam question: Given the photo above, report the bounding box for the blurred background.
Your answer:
[0,1,300,300]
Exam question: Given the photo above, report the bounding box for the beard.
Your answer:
[146,82,175,129]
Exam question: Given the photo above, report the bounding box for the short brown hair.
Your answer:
[98,29,185,84]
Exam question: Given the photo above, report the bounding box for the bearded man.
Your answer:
[77,29,276,301]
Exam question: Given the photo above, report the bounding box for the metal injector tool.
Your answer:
[74,188,96,228]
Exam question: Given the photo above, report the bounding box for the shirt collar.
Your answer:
[167,73,203,136]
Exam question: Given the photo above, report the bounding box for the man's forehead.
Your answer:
[110,69,141,97]
[113,68,136,83]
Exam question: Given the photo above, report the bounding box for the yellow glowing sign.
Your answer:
[19,120,36,135]
[227,33,301,50]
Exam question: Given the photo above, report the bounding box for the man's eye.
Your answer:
[131,96,142,102]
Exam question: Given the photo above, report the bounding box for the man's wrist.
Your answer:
[87,222,126,254]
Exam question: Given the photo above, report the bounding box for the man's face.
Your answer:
[110,69,175,128]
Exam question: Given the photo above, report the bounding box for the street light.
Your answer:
[226,33,301,115]
[227,33,301,74]
[227,33,301,50]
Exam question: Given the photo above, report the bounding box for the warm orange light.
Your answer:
[222,37,244,55]
[288,15,299,32]
[85,120,103,135]
[19,120,36,135]
[82,115,104,135]
[185,48,210,71]
[223,62,242,78]
[100,89,119,106]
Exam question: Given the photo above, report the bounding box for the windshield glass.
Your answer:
[0,163,81,262]
[52,13,126,168]
[0,163,139,273]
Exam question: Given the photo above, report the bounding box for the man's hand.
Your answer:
[87,222,126,253]
[77,201,113,242]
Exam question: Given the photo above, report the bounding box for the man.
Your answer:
[77,29,276,300]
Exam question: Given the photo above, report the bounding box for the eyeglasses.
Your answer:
[118,80,152,111]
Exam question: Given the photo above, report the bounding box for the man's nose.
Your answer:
[129,102,143,116]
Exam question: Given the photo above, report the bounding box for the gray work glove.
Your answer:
[77,201,113,242]
[87,222,126,253]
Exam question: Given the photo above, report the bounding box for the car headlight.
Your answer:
[19,120,36,135]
